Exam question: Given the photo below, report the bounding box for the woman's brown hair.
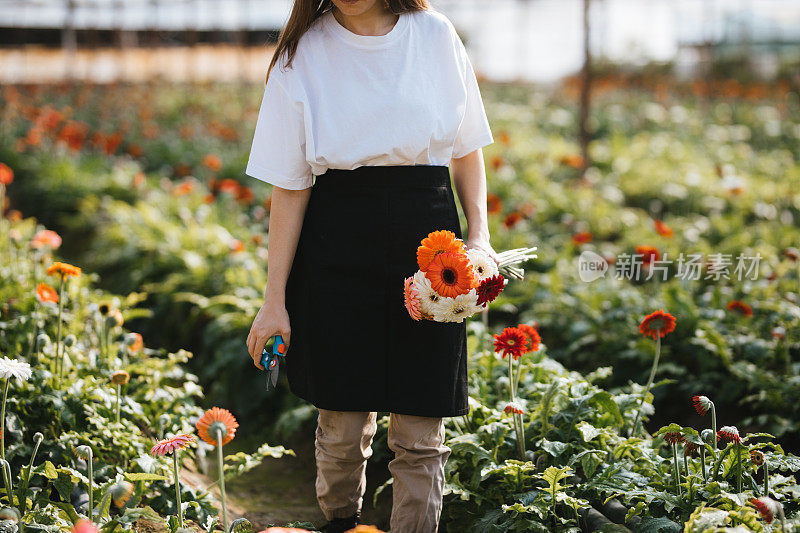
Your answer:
[265,0,430,85]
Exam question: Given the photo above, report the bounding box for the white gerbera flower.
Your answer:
[413,270,440,316]
[0,357,32,381]
[466,248,499,282]
[431,291,479,323]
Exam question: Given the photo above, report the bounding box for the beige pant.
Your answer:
[314,408,451,533]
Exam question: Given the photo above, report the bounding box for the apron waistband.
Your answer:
[313,165,451,189]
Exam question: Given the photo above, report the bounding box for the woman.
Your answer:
[244,1,497,531]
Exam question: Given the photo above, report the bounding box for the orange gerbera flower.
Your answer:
[111,370,130,385]
[493,327,530,360]
[416,230,465,271]
[173,179,195,196]
[30,229,62,249]
[424,251,475,298]
[517,323,541,353]
[47,261,82,279]
[639,309,676,340]
[487,193,503,214]
[654,219,673,238]
[726,300,753,317]
[202,153,222,172]
[635,245,660,266]
[36,282,59,304]
[0,163,13,185]
[217,178,240,195]
[196,407,239,446]
[128,332,144,353]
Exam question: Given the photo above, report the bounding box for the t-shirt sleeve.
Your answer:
[245,65,313,190]
[451,33,494,160]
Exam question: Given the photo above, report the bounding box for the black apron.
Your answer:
[283,164,469,418]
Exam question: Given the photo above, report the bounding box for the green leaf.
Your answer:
[539,438,569,457]
[53,472,75,503]
[539,465,571,494]
[577,421,601,442]
[589,391,624,427]
[42,462,57,480]
[123,473,167,482]
[632,517,681,533]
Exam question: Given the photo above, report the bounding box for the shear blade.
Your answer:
[270,362,279,387]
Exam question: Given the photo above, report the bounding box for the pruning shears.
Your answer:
[260,334,287,391]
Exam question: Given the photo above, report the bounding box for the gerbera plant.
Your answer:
[403,230,537,323]
[46,261,82,386]
[494,324,541,460]
[196,407,239,532]
[631,309,677,436]
[693,395,718,454]
[0,356,32,495]
[150,433,196,528]
[110,370,130,426]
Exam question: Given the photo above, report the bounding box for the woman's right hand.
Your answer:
[246,299,291,370]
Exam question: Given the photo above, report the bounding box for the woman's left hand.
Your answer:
[464,235,500,268]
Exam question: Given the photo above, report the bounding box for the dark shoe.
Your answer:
[318,512,360,533]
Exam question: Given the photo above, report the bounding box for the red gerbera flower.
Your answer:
[692,395,712,415]
[639,310,676,340]
[684,441,699,457]
[476,274,505,306]
[750,449,765,466]
[726,300,753,317]
[503,402,524,415]
[517,323,541,353]
[717,425,741,444]
[493,327,530,360]
[664,432,684,445]
[487,193,503,214]
[572,231,593,245]
[750,497,776,524]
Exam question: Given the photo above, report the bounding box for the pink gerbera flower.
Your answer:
[150,433,196,456]
[403,276,422,321]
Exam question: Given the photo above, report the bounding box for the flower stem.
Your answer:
[115,384,121,426]
[173,451,183,528]
[632,334,661,437]
[1,378,8,467]
[711,403,718,456]
[514,355,523,394]
[507,354,515,400]
[216,428,228,533]
[56,276,64,387]
[517,413,526,460]
[764,461,769,497]
[87,451,93,521]
[736,442,742,493]
[0,459,12,506]
[700,447,707,482]
[672,442,682,496]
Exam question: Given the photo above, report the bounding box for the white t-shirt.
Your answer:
[244,7,494,190]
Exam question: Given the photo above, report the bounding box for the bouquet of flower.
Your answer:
[403,230,537,323]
